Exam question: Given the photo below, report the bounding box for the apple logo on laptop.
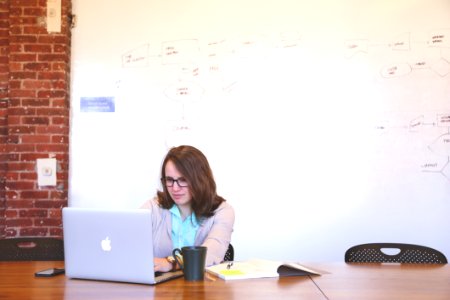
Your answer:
[101,237,112,252]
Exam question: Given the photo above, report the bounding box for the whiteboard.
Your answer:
[70,0,450,262]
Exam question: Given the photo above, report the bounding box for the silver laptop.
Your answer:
[62,207,183,284]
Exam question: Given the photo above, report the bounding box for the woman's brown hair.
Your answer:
[157,145,225,219]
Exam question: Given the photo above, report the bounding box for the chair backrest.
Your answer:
[223,243,234,262]
[0,237,64,261]
[345,243,447,264]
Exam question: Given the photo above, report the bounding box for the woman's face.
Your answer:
[164,160,192,208]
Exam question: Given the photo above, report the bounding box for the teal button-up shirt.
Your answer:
[170,205,200,249]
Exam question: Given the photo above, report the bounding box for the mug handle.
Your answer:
[172,248,183,270]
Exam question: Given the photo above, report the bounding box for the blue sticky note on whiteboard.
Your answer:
[80,97,115,112]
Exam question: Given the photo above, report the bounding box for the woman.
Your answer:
[141,145,235,272]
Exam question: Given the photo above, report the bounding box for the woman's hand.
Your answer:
[154,257,174,272]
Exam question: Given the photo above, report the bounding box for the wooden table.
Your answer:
[1,261,449,299]
[311,262,450,300]
[0,261,324,300]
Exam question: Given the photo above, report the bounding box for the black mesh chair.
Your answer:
[345,243,447,264]
[223,243,234,262]
[0,237,64,261]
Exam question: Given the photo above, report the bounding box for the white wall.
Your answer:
[70,0,450,262]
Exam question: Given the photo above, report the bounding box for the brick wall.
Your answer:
[0,1,7,238]
[0,0,72,238]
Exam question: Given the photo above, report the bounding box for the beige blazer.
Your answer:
[141,198,235,266]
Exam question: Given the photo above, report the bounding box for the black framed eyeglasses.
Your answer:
[162,177,189,187]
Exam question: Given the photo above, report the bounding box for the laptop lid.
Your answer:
[63,207,157,284]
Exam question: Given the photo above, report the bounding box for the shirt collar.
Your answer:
[169,205,199,227]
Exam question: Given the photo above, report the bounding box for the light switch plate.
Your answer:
[46,0,61,33]
[37,158,57,186]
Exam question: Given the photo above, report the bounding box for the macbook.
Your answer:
[62,207,183,284]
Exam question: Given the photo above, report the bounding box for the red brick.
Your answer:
[6,115,21,125]
[5,229,18,237]
[38,72,66,80]
[23,62,50,71]
[8,84,21,94]
[9,99,21,107]
[22,98,50,106]
[6,218,33,227]
[9,17,36,26]
[34,218,62,226]
[10,35,37,44]
[56,172,68,182]
[49,80,66,89]
[0,75,7,85]
[49,209,62,218]
[52,62,66,71]
[22,116,49,125]
[5,209,18,218]
[11,1,38,7]
[38,35,68,44]
[9,26,22,35]
[7,153,20,161]
[7,107,36,115]
[5,191,20,200]
[21,134,51,143]
[8,126,35,134]
[10,72,36,80]
[9,44,22,53]
[9,89,36,97]
[36,125,68,134]
[50,190,68,200]
[7,162,35,171]
[19,208,48,217]
[53,153,68,162]
[23,26,47,35]
[38,54,67,62]
[5,181,35,190]
[0,62,9,71]
[19,228,48,236]
[24,44,51,52]
[23,79,52,89]
[35,200,66,209]
[20,152,48,161]
[53,44,66,53]
[36,107,67,116]
[23,8,44,16]
[37,90,66,98]
[51,135,68,144]
[10,142,41,153]
[21,190,49,199]
[20,172,37,180]
[49,228,63,237]
[10,54,37,63]
[52,116,69,125]
[36,144,68,152]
